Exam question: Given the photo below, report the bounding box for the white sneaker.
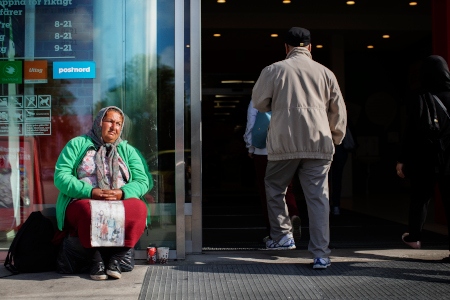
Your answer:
[313,257,331,269]
[265,234,296,250]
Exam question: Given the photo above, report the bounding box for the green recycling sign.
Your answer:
[0,61,22,84]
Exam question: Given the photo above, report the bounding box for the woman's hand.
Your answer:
[91,188,124,200]
[396,162,405,179]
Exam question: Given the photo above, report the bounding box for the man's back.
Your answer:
[266,48,335,109]
[252,47,346,161]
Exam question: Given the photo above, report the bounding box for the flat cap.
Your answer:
[284,27,311,47]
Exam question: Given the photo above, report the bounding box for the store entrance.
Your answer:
[201,89,268,249]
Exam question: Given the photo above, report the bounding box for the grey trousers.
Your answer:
[265,158,332,258]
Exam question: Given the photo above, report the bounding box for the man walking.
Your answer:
[252,27,347,269]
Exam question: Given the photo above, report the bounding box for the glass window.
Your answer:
[0,0,177,251]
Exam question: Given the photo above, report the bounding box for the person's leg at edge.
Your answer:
[437,175,450,256]
[298,159,332,259]
[405,175,434,244]
[265,159,299,243]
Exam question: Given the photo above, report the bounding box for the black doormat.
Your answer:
[139,261,450,300]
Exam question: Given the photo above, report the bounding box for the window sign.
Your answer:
[24,60,48,84]
[53,61,95,79]
[0,1,93,137]
[0,61,22,84]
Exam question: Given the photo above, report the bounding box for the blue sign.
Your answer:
[53,61,96,79]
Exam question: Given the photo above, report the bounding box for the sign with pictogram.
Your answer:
[0,61,22,84]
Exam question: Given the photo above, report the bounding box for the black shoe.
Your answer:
[90,262,107,280]
[106,259,122,279]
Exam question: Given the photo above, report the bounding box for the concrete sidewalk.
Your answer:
[1,248,449,299]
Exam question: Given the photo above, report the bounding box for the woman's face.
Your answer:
[101,110,123,143]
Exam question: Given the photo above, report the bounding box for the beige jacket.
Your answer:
[252,47,347,161]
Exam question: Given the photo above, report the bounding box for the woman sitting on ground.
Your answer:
[54,106,152,280]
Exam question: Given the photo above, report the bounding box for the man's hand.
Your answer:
[396,162,405,179]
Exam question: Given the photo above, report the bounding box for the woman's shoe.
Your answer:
[402,232,421,249]
[106,259,122,279]
[90,261,108,280]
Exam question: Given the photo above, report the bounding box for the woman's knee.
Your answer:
[124,198,148,218]
[66,200,92,224]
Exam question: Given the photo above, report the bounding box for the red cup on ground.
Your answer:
[147,247,157,264]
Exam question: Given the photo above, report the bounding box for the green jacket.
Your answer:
[54,135,153,231]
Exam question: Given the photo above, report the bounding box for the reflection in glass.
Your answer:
[0,0,179,251]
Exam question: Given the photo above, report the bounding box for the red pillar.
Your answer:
[432,0,450,62]
[432,0,450,225]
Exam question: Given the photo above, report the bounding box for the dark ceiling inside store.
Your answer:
[201,0,432,86]
[199,0,434,136]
